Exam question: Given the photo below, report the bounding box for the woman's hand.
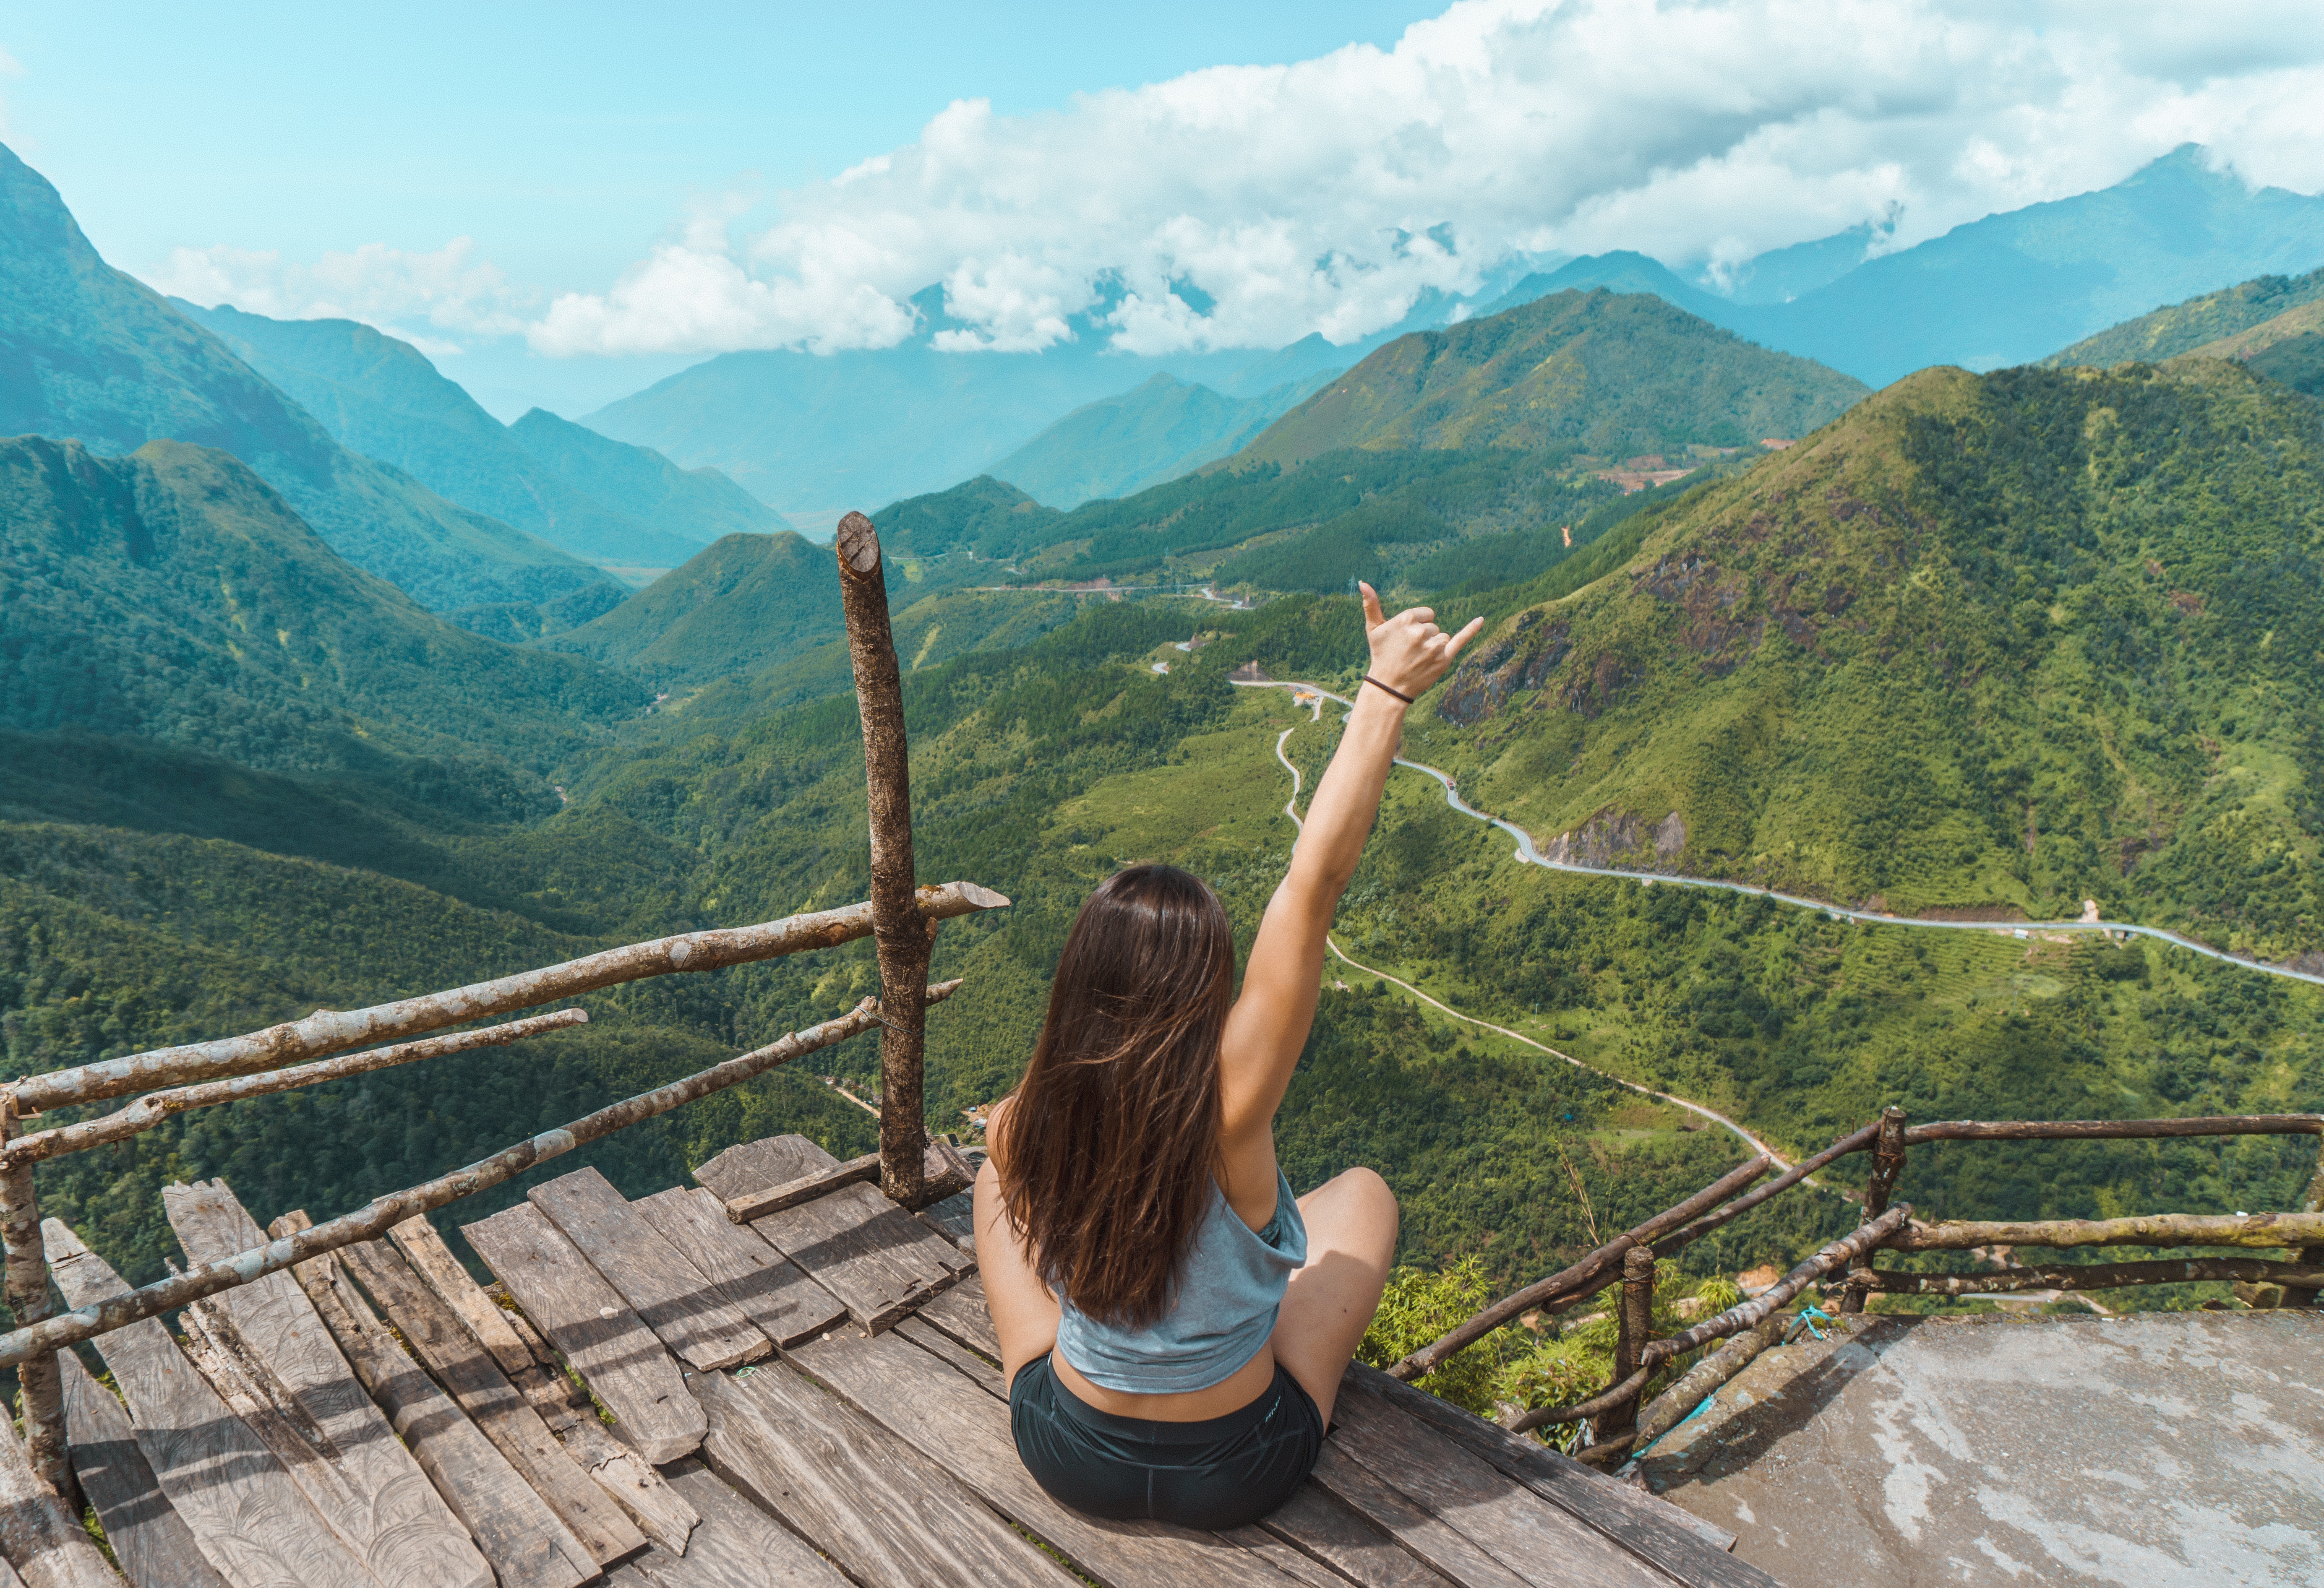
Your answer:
[1360,582,1485,700]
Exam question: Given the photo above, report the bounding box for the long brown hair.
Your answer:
[995,864,1235,1327]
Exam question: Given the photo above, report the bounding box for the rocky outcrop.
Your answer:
[1542,807,1687,868]
[1436,611,1572,724]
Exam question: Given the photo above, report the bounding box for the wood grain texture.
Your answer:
[793,1328,1292,1588]
[43,1219,379,1588]
[1257,1485,1451,1588]
[630,1190,845,1350]
[889,1318,1003,1398]
[694,1365,1057,1588]
[911,1276,1002,1362]
[1324,1382,1678,1588]
[751,1182,964,1333]
[529,1171,767,1371]
[609,1462,850,1588]
[690,1138,835,1204]
[0,1372,120,1588]
[461,1203,705,1463]
[334,1236,643,1570]
[1340,1367,1763,1584]
[1306,1446,1530,1588]
[1219,1524,1362,1588]
[60,1348,227,1588]
[269,1214,592,1588]
[380,1219,699,1555]
[162,1181,493,1588]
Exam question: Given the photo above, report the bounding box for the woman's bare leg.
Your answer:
[974,1157,1062,1384]
[1269,1166,1398,1429]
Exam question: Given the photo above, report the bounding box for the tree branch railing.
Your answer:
[1399,1108,2324,1460]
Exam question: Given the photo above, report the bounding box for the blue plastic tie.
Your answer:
[1795,1304,1831,1341]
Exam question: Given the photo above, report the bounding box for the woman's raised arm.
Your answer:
[1218,585,1482,1153]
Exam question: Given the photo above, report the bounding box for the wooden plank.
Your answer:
[689,1137,835,1203]
[59,1347,228,1588]
[0,1368,121,1588]
[1322,1383,1678,1588]
[42,1219,380,1588]
[462,1203,706,1463]
[912,1275,1002,1362]
[1307,1445,1532,1588]
[1339,1367,1767,1585]
[793,1328,1294,1588]
[383,1219,699,1557]
[694,1364,1059,1588]
[335,1235,644,1570]
[270,1213,593,1588]
[162,1180,494,1588]
[891,1317,1004,1398]
[751,1182,963,1333]
[528,1170,768,1373]
[1220,1528,1359,1588]
[721,1141,973,1223]
[630,1189,846,1349]
[1256,1485,1451,1588]
[605,1462,849,1588]
[0,1549,23,1588]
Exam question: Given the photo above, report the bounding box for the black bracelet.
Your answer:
[1363,674,1415,704]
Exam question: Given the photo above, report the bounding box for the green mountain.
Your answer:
[548,532,840,686]
[0,142,610,612]
[508,407,794,547]
[174,303,728,570]
[1238,289,1867,466]
[0,433,641,784]
[1411,359,2322,964]
[989,371,1332,509]
[2042,266,2324,368]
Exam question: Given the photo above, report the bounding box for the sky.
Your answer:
[7,0,2324,417]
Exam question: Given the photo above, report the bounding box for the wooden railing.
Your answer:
[1396,1108,2324,1465]
[0,513,996,1507]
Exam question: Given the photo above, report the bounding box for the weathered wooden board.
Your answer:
[383,1217,698,1555]
[269,1213,594,1588]
[43,1219,379,1588]
[1305,1446,1531,1588]
[0,1548,23,1588]
[335,1234,644,1570]
[630,1188,846,1349]
[891,1317,1004,1398]
[0,1371,121,1588]
[689,1136,835,1203]
[608,1461,850,1588]
[59,1348,227,1588]
[1218,1526,1363,1588]
[911,1275,1002,1362]
[1338,1367,1765,1587]
[793,1328,1293,1588]
[529,1169,768,1372]
[1322,1385,1679,1588]
[1257,1484,1452,1588]
[462,1202,706,1463]
[163,1180,493,1588]
[694,1365,1056,1588]
[751,1182,964,1333]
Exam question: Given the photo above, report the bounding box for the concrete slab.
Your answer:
[1637,1310,2324,1587]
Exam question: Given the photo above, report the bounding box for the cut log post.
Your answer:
[0,1093,70,1509]
[11,884,1003,1115]
[834,509,932,1209]
[1598,1247,1656,1444]
[1842,1106,1907,1315]
[0,989,957,1370]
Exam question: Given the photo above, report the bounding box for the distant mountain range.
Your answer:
[0,142,611,612]
[176,303,783,572]
[986,371,1332,509]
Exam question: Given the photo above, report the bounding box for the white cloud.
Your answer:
[147,237,532,346]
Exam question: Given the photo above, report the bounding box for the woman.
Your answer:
[976,584,1484,1530]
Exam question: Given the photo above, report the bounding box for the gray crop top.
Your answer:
[1053,1168,1308,1394]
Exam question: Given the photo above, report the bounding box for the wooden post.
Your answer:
[1843,1106,1907,1315]
[835,510,930,1208]
[1600,1246,1656,1444]
[2290,1133,2324,1309]
[0,1090,73,1508]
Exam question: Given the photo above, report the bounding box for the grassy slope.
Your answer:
[2043,265,2324,367]
[1403,362,2322,963]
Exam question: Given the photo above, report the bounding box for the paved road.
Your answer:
[1236,679,2324,992]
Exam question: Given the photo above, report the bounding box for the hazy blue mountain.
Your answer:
[507,407,792,542]
[1480,251,1744,327]
[1713,221,1886,305]
[175,302,748,569]
[2040,265,2324,367]
[987,371,1332,508]
[0,142,609,612]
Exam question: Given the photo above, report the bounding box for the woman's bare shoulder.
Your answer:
[982,1093,1018,1171]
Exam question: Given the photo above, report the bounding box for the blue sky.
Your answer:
[7,2,2322,419]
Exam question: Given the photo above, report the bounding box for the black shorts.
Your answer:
[1009,1352,1325,1531]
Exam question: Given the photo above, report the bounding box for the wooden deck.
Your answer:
[29,1137,1776,1588]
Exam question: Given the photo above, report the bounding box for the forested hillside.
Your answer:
[989,371,1328,508]
[0,142,611,611]
[2043,265,2324,367]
